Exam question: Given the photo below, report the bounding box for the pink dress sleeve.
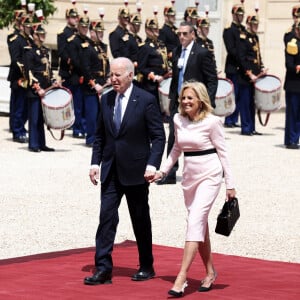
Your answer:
[210,117,235,189]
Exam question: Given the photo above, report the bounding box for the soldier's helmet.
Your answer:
[145,18,159,29]
[232,4,245,15]
[14,9,26,21]
[21,15,33,27]
[89,20,105,31]
[32,23,46,34]
[65,7,79,18]
[164,6,176,16]
[197,17,210,28]
[130,13,142,25]
[184,7,199,20]
[78,15,90,27]
[292,5,300,18]
[118,8,130,19]
[246,15,259,25]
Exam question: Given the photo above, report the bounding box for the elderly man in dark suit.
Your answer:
[158,21,218,185]
[84,57,166,285]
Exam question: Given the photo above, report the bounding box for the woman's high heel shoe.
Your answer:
[198,272,217,292]
[168,281,188,298]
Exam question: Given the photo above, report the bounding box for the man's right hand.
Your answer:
[89,168,99,185]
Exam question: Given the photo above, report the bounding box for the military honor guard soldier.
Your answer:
[238,15,266,136]
[137,17,171,102]
[65,13,91,140]
[80,20,110,147]
[57,6,79,93]
[109,8,139,66]
[23,22,58,152]
[283,19,300,149]
[223,3,246,128]
[159,6,180,61]
[7,12,32,144]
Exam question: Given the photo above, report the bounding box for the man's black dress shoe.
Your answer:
[286,143,299,149]
[131,268,155,281]
[224,124,234,128]
[13,135,28,143]
[84,270,112,285]
[156,177,176,185]
[40,146,55,152]
[73,133,85,139]
[252,130,263,135]
[241,132,253,136]
[29,147,41,152]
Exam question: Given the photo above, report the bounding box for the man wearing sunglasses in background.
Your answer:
[157,21,218,185]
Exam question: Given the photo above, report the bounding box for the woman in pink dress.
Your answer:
[149,81,236,297]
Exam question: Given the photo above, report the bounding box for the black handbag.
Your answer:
[215,197,240,236]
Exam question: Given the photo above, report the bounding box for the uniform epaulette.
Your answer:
[67,35,76,42]
[286,38,298,55]
[139,42,145,47]
[9,34,18,42]
[57,27,64,35]
[240,33,246,39]
[81,42,89,48]
[24,46,32,50]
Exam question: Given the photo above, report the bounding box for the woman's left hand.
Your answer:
[226,188,236,201]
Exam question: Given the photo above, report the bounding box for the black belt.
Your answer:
[184,148,217,156]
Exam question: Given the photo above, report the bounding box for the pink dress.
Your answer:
[161,113,235,242]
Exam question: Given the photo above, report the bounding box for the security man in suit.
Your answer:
[23,23,56,152]
[158,21,218,184]
[137,18,171,101]
[80,20,110,147]
[7,12,32,143]
[223,4,246,128]
[284,5,300,46]
[238,15,266,136]
[283,19,300,149]
[109,8,139,65]
[84,57,165,285]
[65,14,91,139]
[159,6,180,61]
[129,13,143,46]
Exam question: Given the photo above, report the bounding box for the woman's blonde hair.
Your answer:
[178,81,213,121]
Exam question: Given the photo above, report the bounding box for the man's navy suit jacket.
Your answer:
[91,85,166,186]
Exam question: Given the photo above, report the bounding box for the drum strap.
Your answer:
[47,126,65,141]
[257,109,270,127]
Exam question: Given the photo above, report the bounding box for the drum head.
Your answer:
[255,75,281,92]
[216,78,233,98]
[159,78,172,95]
[43,88,71,107]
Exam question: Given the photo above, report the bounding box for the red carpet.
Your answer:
[0,240,299,300]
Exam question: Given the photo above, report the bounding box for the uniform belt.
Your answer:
[184,148,217,156]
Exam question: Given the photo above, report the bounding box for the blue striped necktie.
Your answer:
[114,94,124,132]
[178,48,187,94]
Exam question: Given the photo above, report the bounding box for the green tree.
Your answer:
[0,0,56,29]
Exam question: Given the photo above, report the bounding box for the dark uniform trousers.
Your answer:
[238,31,264,134]
[284,36,300,145]
[7,31,30,138]
[223,22,246,126]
